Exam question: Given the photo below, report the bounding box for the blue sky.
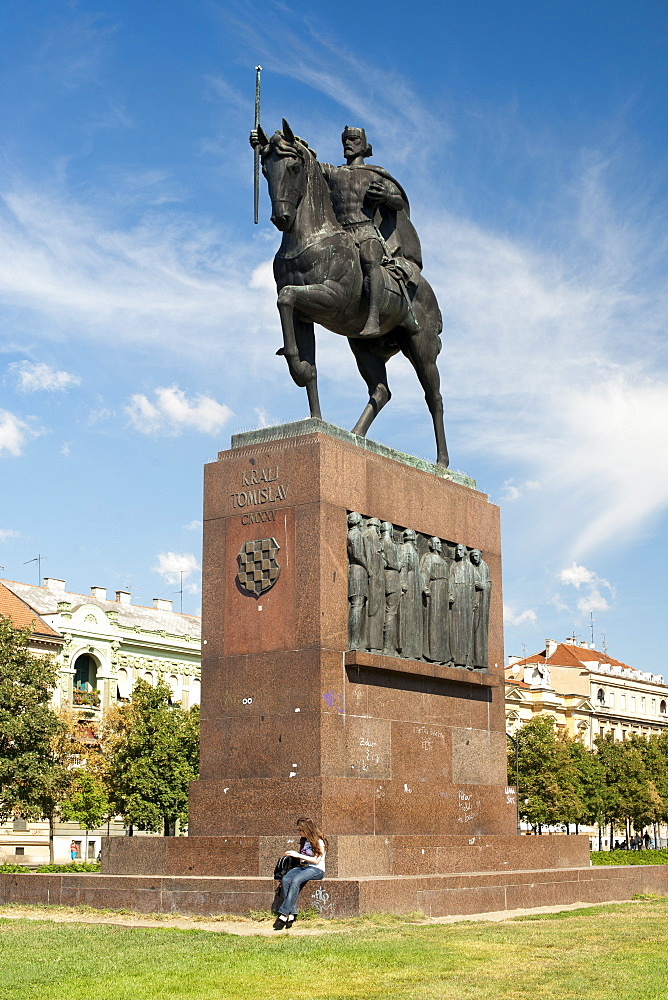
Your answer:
[1,1,667,670]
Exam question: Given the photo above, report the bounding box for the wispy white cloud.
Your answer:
[0,409,40,456]
[222,1,448,164]
[503,605,538,627]
[183,519,203,532]
[559,562,615,614]
[125,386,233,436]
[205,74,251,117]
[152,551,200,587]
[501,479,542,502]
[0,529,20,542]
[0,186,278,365]
[9,360,81,392]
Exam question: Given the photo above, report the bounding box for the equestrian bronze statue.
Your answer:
[250,120,449,468]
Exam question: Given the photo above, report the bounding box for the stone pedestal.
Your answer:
[102,420,591,913]
[191,420,512,844]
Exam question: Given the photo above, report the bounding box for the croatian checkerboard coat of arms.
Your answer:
[237,537,281,597]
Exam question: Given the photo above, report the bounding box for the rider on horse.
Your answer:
[251,124,422,338]
[320,126,422,337]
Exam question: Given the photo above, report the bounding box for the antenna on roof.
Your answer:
[589,610,595,647]
[522,643,527,657]
[602,632,608,654]
[23,555,46,586]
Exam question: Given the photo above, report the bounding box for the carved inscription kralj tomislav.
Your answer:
[347,512,491,670]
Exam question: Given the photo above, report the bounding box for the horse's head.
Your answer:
[258,119,314,232]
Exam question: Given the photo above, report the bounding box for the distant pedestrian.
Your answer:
[644,831,651,849]
[70,840,78,861]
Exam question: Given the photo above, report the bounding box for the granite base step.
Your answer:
[2,865,667,919]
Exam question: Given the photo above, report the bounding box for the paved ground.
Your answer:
[0,899,633,936]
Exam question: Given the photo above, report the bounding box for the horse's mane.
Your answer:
[264,131,317,161]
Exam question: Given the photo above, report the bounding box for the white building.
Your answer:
[0,576,201,865]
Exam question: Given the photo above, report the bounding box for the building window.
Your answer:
[652,699,657,715]
[12,818,27,832]
[167,675,179,704]
[641,697,646,713]
[599,727,605,738]
[609,692,615,708]
[661,700,667,715]
[74,653,97,691]
[631,696,636,711]
[15,847,24,855]
[117,667,132,701]
[621,694,626,709]
[191,678,201,706]
[597,688,605,705]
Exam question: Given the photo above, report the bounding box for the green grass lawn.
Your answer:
[591,848,668,865]
[2,899,668,1000]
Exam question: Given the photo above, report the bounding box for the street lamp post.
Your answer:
[506,732,521,835]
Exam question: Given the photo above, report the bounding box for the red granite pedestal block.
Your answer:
[99,422,601,915]
[189,422,512,843]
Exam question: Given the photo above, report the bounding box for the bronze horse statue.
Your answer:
[256,120,449,468]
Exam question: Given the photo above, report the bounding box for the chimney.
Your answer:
[545,639,558,658]
[44,578,66,592]
[507,655,521,667]
[115,590,131,605]
[90,587,106,600]
[153,598,173,612]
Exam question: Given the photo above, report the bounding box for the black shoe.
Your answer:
[273,916,287,930]
[285,916,295,928]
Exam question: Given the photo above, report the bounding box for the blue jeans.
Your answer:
[278,865,324,915]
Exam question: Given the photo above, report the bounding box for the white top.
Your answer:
[300,838,326,872]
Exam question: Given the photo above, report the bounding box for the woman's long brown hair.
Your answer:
[296,816,329,854]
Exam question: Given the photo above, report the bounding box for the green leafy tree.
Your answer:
[59,767,112,860]
[105,679,199,836]
[568,738,605,834]
[0,617,71,861]
[509,717,583,833]
[595,734,659,843]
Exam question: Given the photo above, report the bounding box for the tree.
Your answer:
[58,727,114,858]
[595,734,659,844]
[0,617,71,861]
[105,679,199,836]
[509,717,583,833]
[568,737,605,836]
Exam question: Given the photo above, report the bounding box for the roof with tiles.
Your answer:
[508,642,632,672]
[0,582,62,639]
[1,579,200,641]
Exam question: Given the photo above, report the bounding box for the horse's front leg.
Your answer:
[294,316,321,419]
[277,285,315,386]
[276,283,337,409]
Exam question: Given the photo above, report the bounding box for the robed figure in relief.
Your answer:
[420,536,451,664]
[470,549,491,670]
[398,529,423,661]
[449,543,475,668]
[363,517,384,653]
[347,512,368,651]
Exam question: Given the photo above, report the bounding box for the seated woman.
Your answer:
[274,816,328,930]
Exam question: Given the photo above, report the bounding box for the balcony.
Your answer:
[73,688,101,708]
